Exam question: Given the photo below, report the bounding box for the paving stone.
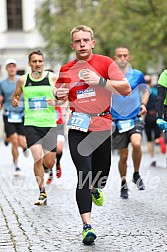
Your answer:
[0,139,167,251]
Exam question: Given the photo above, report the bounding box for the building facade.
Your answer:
[0,0,45,77]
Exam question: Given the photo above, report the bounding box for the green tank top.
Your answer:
[22,72,56,127]
[158,69,167,105]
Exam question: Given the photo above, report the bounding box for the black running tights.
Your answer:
[68,129,111,214]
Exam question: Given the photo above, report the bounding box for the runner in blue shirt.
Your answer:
[0,58,28,176]
[111,46,149,199]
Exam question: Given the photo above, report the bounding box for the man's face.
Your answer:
[70,30,96,60]
[28,54,44,73]
[144,75,151,86]
[114,48,130,70]
[6,64,17,77]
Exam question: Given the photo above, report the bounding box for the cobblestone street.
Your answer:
[0,138,167,252]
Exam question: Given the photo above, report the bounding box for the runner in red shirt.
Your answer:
[54,25,131,245]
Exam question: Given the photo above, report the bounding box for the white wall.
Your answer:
[0,0,45,78]
[22,0,36,31]
[0,0,7,32]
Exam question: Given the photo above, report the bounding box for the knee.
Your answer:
[132,142,141,151]
[18,138,27,149]
[33,154,43,164]
[35,159,43,168]
[44,159,55,169]
[11,138,19,147]
[56,146,62,154]
[120,152,128,162]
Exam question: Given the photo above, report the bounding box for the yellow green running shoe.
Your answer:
[91,188,104,206]
[34,192,47,206]
[82,224,96,245]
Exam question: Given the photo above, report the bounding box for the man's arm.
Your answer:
[81,69,131,96]
[104,78,131,95]
[0,83,4,109]
[11,76,24,107]
[48,72,68,104]
[156,85,166,119]
[49,72,58,87]
[138,88,149,116]
[53,83,69,101]
[0,95,3,110]
[155,85,167,131]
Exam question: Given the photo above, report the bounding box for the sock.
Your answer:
[40,187,45,194]
[121,180,127,188]
[91,188,97,194]
[133,171,139,179]
[83,223,91,230]
[56,152,62,166]
[13,158,18,166]
[48,169,53,176]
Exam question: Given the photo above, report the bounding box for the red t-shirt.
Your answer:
[56,54,125,131]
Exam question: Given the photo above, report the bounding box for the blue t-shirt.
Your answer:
[111,68,146,120]
[0,75,24,116]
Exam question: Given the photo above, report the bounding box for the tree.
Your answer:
[36,0,167,73]
[36,0,98,64]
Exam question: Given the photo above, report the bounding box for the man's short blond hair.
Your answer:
[70,25,94,41]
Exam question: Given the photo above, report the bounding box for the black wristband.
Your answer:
[54,91,59,100]
[98,77,107,87]
[141,102,146,106]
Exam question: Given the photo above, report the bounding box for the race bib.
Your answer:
[29,97,47,110]
[67,112,91,132]
[8,112,23,123]
[117,119,135,133]
[76,88,96,99]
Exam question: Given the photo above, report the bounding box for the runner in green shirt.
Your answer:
[156,69,167,131]
[12,50,58,206]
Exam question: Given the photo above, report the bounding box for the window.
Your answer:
[17,69,25,75]
[7,0,22,30]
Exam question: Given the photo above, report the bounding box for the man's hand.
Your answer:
[138,104,147,116]
[156,118,167,131]
[82,68,100,85]
[12,95,20,107]
[47,99,56,106]
[53,83,69,100]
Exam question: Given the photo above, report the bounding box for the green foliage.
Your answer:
[36,0,167,73]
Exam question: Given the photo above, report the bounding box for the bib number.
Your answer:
[117,119,134,133]
[8,112,23,123]
[76,88,96,99]
[67,112,91,132]
[29,97,47,110]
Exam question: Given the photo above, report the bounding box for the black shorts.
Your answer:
[112,120,144,149]
[3,115,25,137]
[24,126,57,152]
